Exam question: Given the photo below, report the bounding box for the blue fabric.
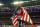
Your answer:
[19,26,21,27]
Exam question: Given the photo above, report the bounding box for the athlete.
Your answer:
[11,3,25,27]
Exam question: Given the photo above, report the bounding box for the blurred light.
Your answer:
[14,2,19,5]
[11,1,24,5]
[11,1,30,5]
[0,3,4,6]
[20,1,30,2]
[32,0,38,1]
[26,1,30,2]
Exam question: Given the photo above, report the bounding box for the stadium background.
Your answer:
[0,0,40,27]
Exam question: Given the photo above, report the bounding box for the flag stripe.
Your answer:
[24,13,26,21]
[13,18,17,23]
[13,16,17,21]
[25,13,28,21]
[14,21,18,25]
[27,14,29,22]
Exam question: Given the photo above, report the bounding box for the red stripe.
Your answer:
[29,16,30,22]
[23,11,24,20]
[30,22,33,27]
[25,14,27,21]
[16,23,18,25]
[25,13,28,21]
[13,16,17,21]
[22,13,25,20]
[13,19,17,24]
[15,22,18,25]
[21,8,24,20]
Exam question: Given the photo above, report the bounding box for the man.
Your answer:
[14,3,25,27]
[11,3,25,27]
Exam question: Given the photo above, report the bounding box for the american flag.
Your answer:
[20,9,33,24]
[11,8,33,27]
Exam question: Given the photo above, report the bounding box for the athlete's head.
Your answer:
[17,3,21,8]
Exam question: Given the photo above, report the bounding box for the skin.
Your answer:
[17,3,22,9]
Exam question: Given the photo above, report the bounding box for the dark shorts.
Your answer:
[17,19,25,26]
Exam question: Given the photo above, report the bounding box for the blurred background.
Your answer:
[0,0,40,27]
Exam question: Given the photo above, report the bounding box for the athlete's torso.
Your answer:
[14,8,23,19]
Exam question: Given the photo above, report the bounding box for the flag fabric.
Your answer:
[12,15,18,25]
[20,8,33,27]
[11,8,33,27]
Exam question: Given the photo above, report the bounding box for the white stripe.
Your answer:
[13,18,17,23]
[23,8,25,13]
[24,10,25,13]
[24,13,26,21]
[27,14,29,22]
[30,19,32,24]
[14,21,18,25]
[23,10,26,21]
[24,10,28,21]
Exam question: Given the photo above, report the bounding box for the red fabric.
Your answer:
[21,8,33,27]
[12,8,33,27]
[17,13,23,15]
[12,15,18,25]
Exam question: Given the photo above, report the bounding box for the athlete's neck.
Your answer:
[18,7,22,10]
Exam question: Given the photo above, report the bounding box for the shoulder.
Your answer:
[21,8,25,10]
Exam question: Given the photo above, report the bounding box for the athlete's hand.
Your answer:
[10,18,13,20]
